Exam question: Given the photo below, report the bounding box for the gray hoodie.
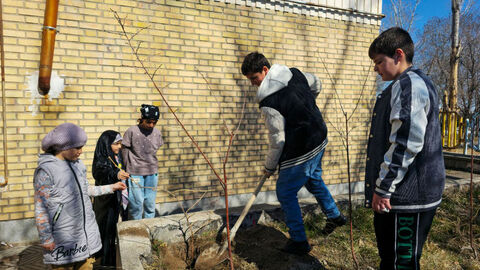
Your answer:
[34,154,101,265]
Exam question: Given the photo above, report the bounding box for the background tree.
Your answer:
[381,0,421,31]
[416,7,479,118]
[458,10,480,118]
[415,17,451,109]
[448,0,463,111]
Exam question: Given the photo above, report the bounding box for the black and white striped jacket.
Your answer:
[364,67,445,213]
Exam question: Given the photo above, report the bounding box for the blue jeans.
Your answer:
[276,150,341,242]
[128,174,158,220]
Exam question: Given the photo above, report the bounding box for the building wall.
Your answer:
[0,0,381,223]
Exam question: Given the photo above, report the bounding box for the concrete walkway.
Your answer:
[0,169,478,269]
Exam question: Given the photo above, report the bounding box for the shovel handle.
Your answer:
[229,174,268,240]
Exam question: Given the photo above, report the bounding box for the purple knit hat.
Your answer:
[41,123,87,152]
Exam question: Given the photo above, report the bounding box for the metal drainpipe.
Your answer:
[38,0,59,96]
[0,0,7,187]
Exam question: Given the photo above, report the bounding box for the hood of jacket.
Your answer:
[256,64,292,103]
[37,153,82,168]
[37,153,61,166]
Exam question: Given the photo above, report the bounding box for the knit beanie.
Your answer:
[41,123,87,152]
[140,104,159,120]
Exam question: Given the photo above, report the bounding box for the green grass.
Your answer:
[298,185,480,269]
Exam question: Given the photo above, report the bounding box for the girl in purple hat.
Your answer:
[33,123,126,269]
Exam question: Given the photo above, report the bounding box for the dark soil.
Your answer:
[144,225,325,270]
[233,225,324,269]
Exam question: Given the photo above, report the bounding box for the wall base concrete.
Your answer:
[155,181,364,216]
[0,218,38,244]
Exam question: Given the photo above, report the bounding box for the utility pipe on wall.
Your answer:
[38,0,59,96]
[0,0,7,188]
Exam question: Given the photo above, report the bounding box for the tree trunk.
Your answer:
[448,0,462,110]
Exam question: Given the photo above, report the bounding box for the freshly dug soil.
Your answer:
[233,225,324,269]
[144,224,325,270]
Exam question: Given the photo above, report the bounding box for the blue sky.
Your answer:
[412,0,451,29]
[381,0,479,40]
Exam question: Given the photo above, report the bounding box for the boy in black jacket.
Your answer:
[241,52,346,255]
[365,27,445,269]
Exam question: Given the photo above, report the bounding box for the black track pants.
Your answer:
[373,208,437,270]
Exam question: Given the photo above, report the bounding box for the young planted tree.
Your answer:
[112,10,246,269]
[468,130,478,259]
[165,189,212,268]
[319,56,374,270]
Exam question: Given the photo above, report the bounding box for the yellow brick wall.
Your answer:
[0,0,379,221]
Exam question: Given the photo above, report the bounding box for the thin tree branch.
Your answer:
[406,0,421,31]
[319,55,346,116]
[348,64,372,122]
[112,9,226,190]
[131,25,149,41]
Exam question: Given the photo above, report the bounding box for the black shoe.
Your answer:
[322,214,347,235]
[281,239,312,255]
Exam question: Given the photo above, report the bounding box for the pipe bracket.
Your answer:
[42,26,59,33]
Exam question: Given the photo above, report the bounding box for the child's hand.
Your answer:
[42,241,55,251]
[263,169,274,178]
[112,181,127,191]
[117,170,130,180]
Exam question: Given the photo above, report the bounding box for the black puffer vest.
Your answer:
[260,68,328,170]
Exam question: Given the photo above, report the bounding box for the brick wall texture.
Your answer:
[0,0,380,221]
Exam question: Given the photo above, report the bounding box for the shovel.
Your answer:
[196,175,268,266]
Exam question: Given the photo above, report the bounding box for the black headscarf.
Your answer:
[92,130,121,185]
[92,131,124,267]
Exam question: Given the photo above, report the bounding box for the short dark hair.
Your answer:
[369,27,414,63]
[241,52,271,75]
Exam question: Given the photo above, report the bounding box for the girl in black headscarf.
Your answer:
[92,130,129,267]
